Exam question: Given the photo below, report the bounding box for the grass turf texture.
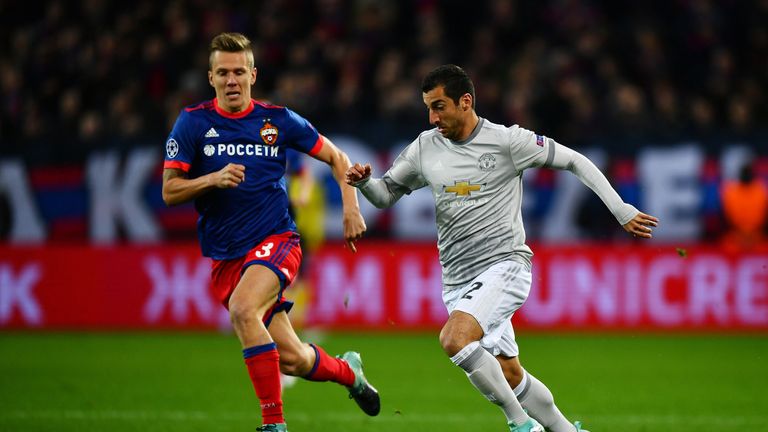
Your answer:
[0,332,766,431]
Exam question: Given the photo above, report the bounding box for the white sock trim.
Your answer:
[450,341,482,371]
[513,369,530,398]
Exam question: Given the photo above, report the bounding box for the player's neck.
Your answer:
[221,100,249,113]
[457,112,480,141]
[214,98,254,118]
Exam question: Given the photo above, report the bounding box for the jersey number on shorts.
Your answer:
[461,282,483,299]
[255,242,275,258]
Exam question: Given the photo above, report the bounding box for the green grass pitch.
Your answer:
[1,331,766,431]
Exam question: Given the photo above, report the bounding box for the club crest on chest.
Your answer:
[478,153,496,171]
[260,119,278,145]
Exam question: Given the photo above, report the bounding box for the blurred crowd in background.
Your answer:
[1,0,767,165]
[1,0,767,247]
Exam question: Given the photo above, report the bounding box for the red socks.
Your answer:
[243,343,284,425]
[305,344,355,387]
[242,342,355,426]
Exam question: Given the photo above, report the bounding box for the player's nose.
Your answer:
[429,110,440,125]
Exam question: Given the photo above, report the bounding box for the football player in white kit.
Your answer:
[346,65,658,432]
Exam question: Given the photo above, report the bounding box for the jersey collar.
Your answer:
[451,117,484,145]
[213,98,255,119]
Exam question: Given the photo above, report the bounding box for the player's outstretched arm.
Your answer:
[545,141,660,235]
[311,136,367,252]
[162,163,245,206]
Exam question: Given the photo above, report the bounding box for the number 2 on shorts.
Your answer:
[461,282,483,299]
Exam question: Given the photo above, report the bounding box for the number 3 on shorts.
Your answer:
[461,282,483,299]
[255,242,274,258]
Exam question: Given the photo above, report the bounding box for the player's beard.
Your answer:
[437,120,460,141]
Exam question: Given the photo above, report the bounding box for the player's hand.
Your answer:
[343,209,367,253]
[210,163,245,188]
[623,211,659,239]
[345,163,372,185]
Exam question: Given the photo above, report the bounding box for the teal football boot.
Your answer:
[256,423,287,432]
[508,418,545,432]
[340,351,381,416]
[573,420,590,431]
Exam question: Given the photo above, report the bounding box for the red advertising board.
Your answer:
[0,244,229,330]
[1,242,766,331]
[304,242,768,331]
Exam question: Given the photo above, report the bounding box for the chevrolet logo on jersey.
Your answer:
[444,181,483,196]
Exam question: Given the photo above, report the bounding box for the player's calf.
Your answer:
[277,344,314,376]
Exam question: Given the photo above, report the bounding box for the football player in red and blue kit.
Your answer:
[162,33,379,432]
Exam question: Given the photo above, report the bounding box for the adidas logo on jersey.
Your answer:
[205,127,219,138]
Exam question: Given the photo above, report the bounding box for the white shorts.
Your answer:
[442,260,531,358]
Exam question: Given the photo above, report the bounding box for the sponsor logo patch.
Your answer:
[444,180,483,196]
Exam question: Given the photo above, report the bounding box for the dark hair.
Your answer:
[421,64,475,107]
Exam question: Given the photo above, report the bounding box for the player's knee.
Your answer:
[228,302,257,328]
[440,312,484,357]
[439,327,475,357]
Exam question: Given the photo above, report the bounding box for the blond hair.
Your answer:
[209,32,254,69]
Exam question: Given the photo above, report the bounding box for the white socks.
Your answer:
[514,370,575,432]
[451,341,529,426]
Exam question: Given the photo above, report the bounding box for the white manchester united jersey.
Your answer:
[383,118,554,289]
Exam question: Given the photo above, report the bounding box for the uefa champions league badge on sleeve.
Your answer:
[166,138,179,158]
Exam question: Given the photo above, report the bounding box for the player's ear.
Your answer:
[461,93,472,111]
[208,70,214,87]
[250,67,258,86]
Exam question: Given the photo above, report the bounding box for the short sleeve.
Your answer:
[164,110,197,172]
[507,125,550,172]
[285,108,322,156]
[384,137,428,192]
